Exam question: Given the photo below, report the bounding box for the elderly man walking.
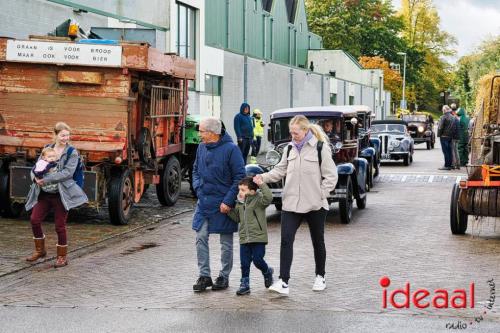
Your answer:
[437,105,456,170]
[192,117,246,292]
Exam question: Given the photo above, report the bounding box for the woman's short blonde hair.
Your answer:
[289,115,329,142]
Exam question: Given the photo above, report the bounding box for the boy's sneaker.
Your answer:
[211,276,229,291]
[263,267,274,288]
[312,275,326,291]
[236,277,250,296]
[193,276,213,292]
[268,279,289,295]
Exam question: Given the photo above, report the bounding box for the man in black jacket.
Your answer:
[437,105,456,170]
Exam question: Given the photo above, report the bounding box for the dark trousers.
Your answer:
[30,192,68,245]
[440,137,453,168]
[238,138,252,160]
[280,209,327,283]
[240,243,269,278]
[251,136,262,157]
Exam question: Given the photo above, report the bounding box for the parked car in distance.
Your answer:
[401,113,435,150]
[371,120,414,166]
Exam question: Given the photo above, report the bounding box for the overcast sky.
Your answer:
[391,0,500,63]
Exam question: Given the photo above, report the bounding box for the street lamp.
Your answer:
[397,52,407,110]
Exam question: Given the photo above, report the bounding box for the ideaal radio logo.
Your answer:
[379,276,496,330]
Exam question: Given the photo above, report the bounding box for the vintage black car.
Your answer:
[245,106,369,224]
[371,120,414,166]
[355,105,381,189]
[401,113,435,149]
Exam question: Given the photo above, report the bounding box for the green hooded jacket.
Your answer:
[457,108,470,142]
[227,183,272,244]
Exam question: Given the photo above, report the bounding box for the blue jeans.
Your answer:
[196,219,234,279]
[240,243,269,278]
[440,137,453,168]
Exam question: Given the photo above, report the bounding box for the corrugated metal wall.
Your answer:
[205,0,321,67]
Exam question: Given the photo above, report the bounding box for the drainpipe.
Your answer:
[290,69,294,108]
[320,74,324,106]
[244,56,248,102]
[243,0,247,53]
[226,0,230,48]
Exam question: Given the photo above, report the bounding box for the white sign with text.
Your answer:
[6,40,122,67]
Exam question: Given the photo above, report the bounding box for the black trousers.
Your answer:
[279,209,327,283]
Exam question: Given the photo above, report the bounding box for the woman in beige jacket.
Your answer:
[254,115,338,295]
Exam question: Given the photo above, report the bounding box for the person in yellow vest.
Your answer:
[250,109,265,164]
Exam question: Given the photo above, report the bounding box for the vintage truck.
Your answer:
[0,36,195,225]
[450,74,500,234]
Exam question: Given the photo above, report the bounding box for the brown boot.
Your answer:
[25,236,47,262]
[54,244,68,268]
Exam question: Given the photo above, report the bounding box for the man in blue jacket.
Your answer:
[192,117,246,292]
[234,102,254,163]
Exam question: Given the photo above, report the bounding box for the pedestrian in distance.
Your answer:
[234,102,254,163]
[25,122,88,267]
[457,107,470,166]
[192,117,246,292]
[227,176,274,295]
[437,105,456,170]
[250,109,265,164]
[450,103,461,169]
[253,115,338,295]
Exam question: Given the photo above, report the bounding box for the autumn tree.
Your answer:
[305,0,406,61]
[359,56,403,102]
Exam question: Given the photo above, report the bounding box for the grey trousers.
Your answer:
[451,140,460,167]
[196,219,234,279]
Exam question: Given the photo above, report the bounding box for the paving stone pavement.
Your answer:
[1,143,499,332]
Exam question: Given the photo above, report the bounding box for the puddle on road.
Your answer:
[120,242,159,256]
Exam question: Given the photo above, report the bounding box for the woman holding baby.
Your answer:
[25,122,88,267]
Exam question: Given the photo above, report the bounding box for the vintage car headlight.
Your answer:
[418,126,425,133]
[266,150,281,166]
[391,140,401,148]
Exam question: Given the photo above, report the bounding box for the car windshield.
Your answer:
[271,117,342,142]
[371,124,406,134]
[402,115,427,122]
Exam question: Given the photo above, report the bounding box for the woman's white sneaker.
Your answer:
[268,279,289,295]
[312,275,326,291]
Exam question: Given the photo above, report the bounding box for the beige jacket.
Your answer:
[262,135,338,213]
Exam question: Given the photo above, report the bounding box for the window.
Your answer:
[349,96,355,105]
[204,75,222,96]
[177,2,196,59]
[330,93,337,105]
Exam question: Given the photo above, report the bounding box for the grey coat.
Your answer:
[25,144,89,211]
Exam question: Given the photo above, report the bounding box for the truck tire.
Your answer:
[274,203,283,211]
[426,140,431,150]
[403,154,410,166]
[156,156,181,206]
[108,169,134,225]
[339,176,353,224]
[450,183,468,234]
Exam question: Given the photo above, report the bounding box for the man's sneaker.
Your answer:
[236,277,250,296]
[268,279,289,295]
[211,276,229,291]
[263,267,274,288]
[193,276,213,292]
[312,275,326,291]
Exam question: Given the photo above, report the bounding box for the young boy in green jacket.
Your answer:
[227,176,274,295]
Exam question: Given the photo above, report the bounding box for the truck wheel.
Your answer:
[0,169,23,218]
[108,169,133,225]
[426,140,431,150]
[156,156,181,206]
[339,176,353,224]
[450,184,468,234]
[274,203,283,211]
